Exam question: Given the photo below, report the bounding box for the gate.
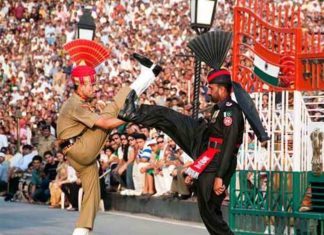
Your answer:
[230,0,324,234]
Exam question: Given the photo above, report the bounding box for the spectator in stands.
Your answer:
[140,139,157,196]
[131,133,148,196]
[103,145,120,192]
[0,126,8,150]
[30,155,50,203]
[1,147,13,166]
[161,139,178,196]
[10,144,35,172]
[150,135,168,197]
[43,150,58,183]
[120,132,139,196]
[6,144,36,200]
[59,161,81,211]
[14,1,25,21]
[118,133,135,193]
[126,123,140,135]
[0,152,8,195]
[155,86,167,106]
[49,151,67,208]
[170,148,193,200]
[37,124,56,158]
[140,126,151,139]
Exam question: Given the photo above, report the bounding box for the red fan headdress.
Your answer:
[64,39,110,85]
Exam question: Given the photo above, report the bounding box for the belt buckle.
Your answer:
[209,142,217,149]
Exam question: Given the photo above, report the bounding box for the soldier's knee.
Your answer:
[81,156,96,166]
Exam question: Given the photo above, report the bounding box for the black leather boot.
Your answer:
[118,90,139,122]
[133,53,163,77]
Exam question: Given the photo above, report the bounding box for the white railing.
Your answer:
[237,91,315,172]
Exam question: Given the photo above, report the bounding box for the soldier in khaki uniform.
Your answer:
[57,53,162,235]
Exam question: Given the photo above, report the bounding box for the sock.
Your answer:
[130,64,156,96]
[72,228,90,235]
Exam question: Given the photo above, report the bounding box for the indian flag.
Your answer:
[253,43,280,87]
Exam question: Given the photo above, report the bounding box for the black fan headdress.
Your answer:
[188,30,233,69]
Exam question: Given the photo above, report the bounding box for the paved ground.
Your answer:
[0,198,208,235]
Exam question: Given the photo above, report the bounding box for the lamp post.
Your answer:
[77,7,96,40]
[190,0,217,119]
[15,107,22,151]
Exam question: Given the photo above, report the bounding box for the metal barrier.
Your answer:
[230,170,324,234]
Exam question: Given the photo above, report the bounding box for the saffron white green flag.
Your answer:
[253,43,280,86]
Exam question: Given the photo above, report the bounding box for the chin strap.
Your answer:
[76,91,87,101]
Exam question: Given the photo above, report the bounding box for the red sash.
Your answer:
[185,148,221,179]
[185,137,223,179]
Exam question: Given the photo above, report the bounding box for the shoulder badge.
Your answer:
[226,102,232,107]
[224,111,232,117]
[223,117,233,126]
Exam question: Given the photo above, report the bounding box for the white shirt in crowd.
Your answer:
[0,134,8,149]
[14,150,37,171]
[67,166,78,182]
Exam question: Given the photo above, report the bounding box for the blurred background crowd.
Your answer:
[0,0,323,208]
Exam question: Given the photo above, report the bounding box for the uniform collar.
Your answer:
[72,92,86,102]
[216,97,232,110]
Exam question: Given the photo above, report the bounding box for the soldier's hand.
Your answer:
[96,100,106,113]
[81,103,95,112]
[214,177,225,195]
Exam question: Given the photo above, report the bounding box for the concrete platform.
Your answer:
[104,192,229,223]
[0,197,208,235]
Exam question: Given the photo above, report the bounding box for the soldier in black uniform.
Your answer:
[118,69,245,235]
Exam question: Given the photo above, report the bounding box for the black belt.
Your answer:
[208,141,241,150]
[208,141,222,149]
[59,136,79,150]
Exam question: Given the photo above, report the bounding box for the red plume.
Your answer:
[63,39,110,68]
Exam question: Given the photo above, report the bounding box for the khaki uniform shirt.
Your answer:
[57,93,100,140]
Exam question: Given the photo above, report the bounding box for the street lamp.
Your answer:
[190,0,217,119]
[77,8,96,40]
[15,107,22,151]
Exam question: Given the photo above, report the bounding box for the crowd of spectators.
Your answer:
[0,0,323,207]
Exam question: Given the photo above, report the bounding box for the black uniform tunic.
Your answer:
[129,97,244,235]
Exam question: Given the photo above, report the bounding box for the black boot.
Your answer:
[118,90,139,122]
[133,53,163,77]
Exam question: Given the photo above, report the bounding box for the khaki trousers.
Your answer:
[66,86,131,229]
